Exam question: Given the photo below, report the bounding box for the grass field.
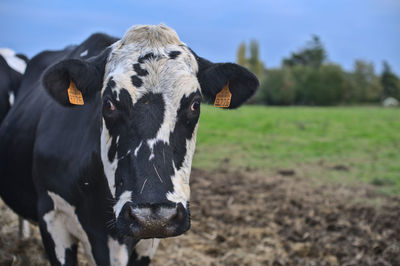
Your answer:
[194,105,400,194]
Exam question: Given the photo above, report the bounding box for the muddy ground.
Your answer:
[0,166,399,266]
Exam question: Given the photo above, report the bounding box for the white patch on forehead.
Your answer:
[80,49,88,57]
[44,191,95,265]
[101,125,118,197]
[113,191,132,218]
[135,239,160,259]
[108,237,129,266]
[166,124,198,207]
[0,48,26,74]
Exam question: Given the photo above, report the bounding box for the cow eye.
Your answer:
[190,100,200,112]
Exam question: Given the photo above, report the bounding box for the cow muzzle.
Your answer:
[120,202,190,239]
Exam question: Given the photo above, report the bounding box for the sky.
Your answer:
[0,0,399,75]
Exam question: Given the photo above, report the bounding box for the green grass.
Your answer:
[193,105,400,194]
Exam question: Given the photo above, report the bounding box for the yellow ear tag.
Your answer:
[214,81,232,108]
[67,80,84,105]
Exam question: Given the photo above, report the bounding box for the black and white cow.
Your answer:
[0,25,258,265]
[0,48,28,123]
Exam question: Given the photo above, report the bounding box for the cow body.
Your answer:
[0,25,258,265]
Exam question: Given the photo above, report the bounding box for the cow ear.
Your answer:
[42,59,103,106]
[195,55,259,109]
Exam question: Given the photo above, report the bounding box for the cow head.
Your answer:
[42,25,258,241]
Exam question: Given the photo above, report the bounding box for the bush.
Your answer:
[292,64,346,106]
[256,68,296,105]
[307,64,346,105]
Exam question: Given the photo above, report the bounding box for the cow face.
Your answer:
[42,25,259,241]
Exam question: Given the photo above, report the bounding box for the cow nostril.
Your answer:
[176,205,185,221]
[166,204,185,225]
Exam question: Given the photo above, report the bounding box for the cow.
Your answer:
[0,48,28,123]
[0,24,258,265]
[0,49,31,238]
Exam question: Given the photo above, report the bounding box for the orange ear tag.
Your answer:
[67,80,84,105]
[213,81,232,108]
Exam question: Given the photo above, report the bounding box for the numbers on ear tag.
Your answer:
[214,81,232,108]
[67,80,84,105]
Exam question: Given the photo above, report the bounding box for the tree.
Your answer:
[236,40,264,80]
[283,35,327,69]
[381,61,400,100]
[346,60,382,103]
[236,42,248,68]
[248,40,264,78]
[295,64,346,105]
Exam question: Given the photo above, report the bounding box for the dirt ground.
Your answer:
[1,166,399,266]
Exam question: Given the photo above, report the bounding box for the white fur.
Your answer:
[0,48,26,74]
[108,237,129,266]
[134,141,142,157]
[18,217,31,239]
[113,191,132,218]
[135,239,160,259]
[22,220,30,238]
[166,124,198,207]
[9,91,15,106]
[44,191,95,265]
[80,49,88,57]
[101,126,118,197]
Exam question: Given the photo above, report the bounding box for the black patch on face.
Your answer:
[106,77,116,90]
[138,53,157,63]
[108,135,118,162]
[131,75,143,87]
[168,51,181,59]
[133,63,148,76]
[118,88,134,114]
[131,93,165,140]
[170,91,201,169]
[103,77,119,100]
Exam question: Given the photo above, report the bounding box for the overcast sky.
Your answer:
[0,0,399,74]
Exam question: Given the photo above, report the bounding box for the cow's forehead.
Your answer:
[103,25,199,104]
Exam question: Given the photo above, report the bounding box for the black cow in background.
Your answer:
[0,25,259,265]
[0,48,28,123]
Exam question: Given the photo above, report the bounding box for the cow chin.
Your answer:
[116,202,190,240]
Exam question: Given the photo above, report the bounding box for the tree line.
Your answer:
[237,36,400,106]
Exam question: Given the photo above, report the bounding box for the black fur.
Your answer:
[42,48,111,107]
[168,51,181,59]
[131,75,143,87]
[133,63,149,76]
[138,53,158,63]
